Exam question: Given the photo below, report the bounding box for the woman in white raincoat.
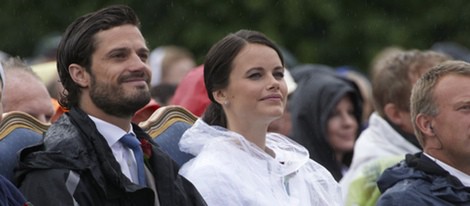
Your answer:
[178,29,342,206]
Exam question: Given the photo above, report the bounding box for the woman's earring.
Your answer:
[224,100,229,106]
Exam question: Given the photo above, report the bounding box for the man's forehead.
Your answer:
[93,25,147,50]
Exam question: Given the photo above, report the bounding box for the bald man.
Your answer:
[2,57,54,122]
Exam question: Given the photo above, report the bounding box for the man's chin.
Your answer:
[98,96,151,118]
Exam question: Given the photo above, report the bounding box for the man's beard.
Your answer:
[89,75,151,118]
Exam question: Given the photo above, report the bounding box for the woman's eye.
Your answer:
[274,71,284,79]
[329,111,339,118]
[248,73,262,79]
[348,109,355,115]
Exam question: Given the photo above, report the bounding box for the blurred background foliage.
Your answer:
[1,0,470,73]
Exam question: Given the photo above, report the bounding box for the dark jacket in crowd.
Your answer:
[377,153,470,206]
[0,175,29,206]
[290,65,363,181]
[15,107,206,206]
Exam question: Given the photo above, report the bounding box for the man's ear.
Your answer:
[415,113,434,137]
[416,113,443,149]
[384,103,405,125]
[212,90,227,106]
[68,63,90,88]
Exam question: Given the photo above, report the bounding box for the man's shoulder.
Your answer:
[44,114,82,147]
[377,154,470,205]
[29,113,91,168]
[376,180,426,205]
[377,178,442,205]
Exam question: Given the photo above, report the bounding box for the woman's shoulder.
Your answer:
[266,133,310,158]
[304,159,340,178]
[179,145,253,188]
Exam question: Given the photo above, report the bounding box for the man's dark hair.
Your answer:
[56,5,141,109]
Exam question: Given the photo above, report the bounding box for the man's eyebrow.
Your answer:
[107,47,128,54]
[454,100,470,108]
[137,47,150,54]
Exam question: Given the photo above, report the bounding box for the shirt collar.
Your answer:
[88,115,135,146]
[424,152,470,187]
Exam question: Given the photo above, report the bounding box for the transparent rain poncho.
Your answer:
[179,119,342,206]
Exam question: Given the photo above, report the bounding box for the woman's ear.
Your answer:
[213,90,227,106]
[68,63,90,88]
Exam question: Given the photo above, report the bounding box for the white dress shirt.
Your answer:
[88,115,139,184]
[424,152,470,187]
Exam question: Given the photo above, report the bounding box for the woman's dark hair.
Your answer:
[202,30,284,127]
[56,5,141,109]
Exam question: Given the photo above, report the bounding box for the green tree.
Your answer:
[1,0,470,73]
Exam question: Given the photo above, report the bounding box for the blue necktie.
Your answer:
[120,133,147,186]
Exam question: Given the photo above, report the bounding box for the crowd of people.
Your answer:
[1,4,470,206]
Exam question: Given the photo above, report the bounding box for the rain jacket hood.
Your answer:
[290,66,362,180]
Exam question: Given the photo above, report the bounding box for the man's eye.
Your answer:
[139,53,148,62]
[460,105,470,110]
[112,53,126,59]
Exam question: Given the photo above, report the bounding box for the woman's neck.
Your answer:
[335,152,344,164]
[227,119,269,151]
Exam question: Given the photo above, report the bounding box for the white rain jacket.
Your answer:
[340,112,421,201]
[179,119,342,206]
